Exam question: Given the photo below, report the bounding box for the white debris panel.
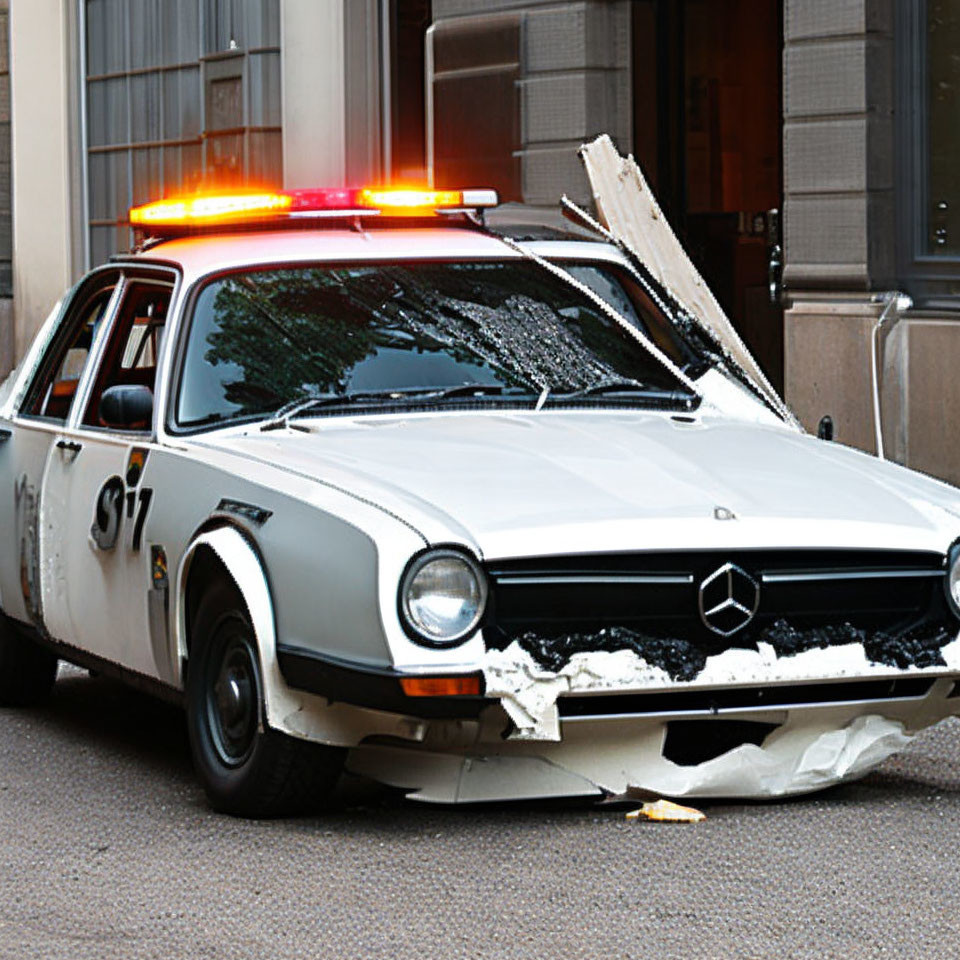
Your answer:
[473,640,960,799]
[482,637,960,741]
[578,134,796,427]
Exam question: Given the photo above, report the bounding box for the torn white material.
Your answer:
[579,134,797,427]
[620,715,911,799]
[484,644,671,740]
[347,747,602,803]
[346,711,916,803]
[482,637,960,740]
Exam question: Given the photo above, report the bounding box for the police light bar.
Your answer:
[128,186,499,231]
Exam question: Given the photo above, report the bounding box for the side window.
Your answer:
[82,281,172,429]
[21,284,116,422]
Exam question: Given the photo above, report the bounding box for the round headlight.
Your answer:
[400,549,487,647]
[947,542,960,615]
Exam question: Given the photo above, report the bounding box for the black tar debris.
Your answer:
[515,628,707,682]
[511,618,952,678]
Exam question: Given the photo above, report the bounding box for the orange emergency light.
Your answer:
[128,186,499,233]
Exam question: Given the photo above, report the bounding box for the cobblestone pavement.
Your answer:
[1,665,960,959]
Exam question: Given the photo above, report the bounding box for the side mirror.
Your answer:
[99,384,154,430]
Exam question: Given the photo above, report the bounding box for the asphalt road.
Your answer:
[2,665,960,959]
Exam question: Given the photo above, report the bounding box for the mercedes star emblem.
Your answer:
[698,562,760,636]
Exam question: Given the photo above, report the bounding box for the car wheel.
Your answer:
[186,581,344,817]
[0,616,58,707]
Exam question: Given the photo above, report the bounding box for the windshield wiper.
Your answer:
[259,384,539,431]
[428,383,536,401]
[259,392,367,431]
[551,379,697,408]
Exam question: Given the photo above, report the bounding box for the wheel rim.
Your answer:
[206,628,258,767]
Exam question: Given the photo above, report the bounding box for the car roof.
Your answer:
[124,224,621,285]
[128,226,518,280]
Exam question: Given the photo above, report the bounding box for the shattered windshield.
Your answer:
[175,260,701,429]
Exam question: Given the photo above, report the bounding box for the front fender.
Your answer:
[176,525,287,722]
[176,524,423,748]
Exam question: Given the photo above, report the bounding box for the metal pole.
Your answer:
[77,0,90,271]
[870,292,912,460]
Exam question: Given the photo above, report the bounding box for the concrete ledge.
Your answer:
[521,71,617,144]
[785,36,891,118]
[521,145,591,206]
[785,194,868,272]
[785,0,892,42]
[787,301,960,487]
[903,319,960,487]
[785,305,879,455]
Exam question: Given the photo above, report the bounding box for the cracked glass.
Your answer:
[176,260,702,429]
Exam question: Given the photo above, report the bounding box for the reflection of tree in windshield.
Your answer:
[191,262,684,423]
[204,270,379,409]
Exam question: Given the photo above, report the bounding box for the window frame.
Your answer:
[896,0,960,308]
[15,263,182,442]
[78,277,175,435]
[17,268,123,426]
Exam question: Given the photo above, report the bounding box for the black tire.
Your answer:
[0,616,58,707]
[186,580,345,817]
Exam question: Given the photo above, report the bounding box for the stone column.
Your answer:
[782,0,895,453]
[9,0,79,363]
[280,0,381,190]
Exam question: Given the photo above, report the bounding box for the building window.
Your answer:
[83,0,281,267]
[387,0,431,182]
[427,13,521,201]
[927,1,960,254]
[897,0,960,304]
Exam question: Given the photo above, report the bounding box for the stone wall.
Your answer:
[431,0,631,207]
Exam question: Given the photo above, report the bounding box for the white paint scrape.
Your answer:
[482,638,960,740]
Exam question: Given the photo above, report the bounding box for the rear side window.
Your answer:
[21,284,115,422]
[81,281,172,429]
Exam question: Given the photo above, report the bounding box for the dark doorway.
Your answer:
[387,0,432,182]
[632,0,784,391]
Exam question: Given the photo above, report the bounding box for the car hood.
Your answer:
[201,411,960,559]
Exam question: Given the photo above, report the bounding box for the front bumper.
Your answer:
[277,636,960,802]
[345,677,960,802]
[276,643,489,720]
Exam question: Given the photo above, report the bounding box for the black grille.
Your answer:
[484,549,950,649]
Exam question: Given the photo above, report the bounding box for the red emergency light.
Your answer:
[128,186,499,232]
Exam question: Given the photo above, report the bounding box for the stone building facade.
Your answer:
[5,0,960,484]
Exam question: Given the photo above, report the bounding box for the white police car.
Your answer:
[2,178,960,816]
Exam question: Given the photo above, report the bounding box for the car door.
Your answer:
[39,271,175,677]
[0,272,121,630]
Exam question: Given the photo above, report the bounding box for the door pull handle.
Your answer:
[56,439,83,455]
[0,429,10,444]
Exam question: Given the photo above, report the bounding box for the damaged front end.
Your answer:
[348,546,960,804]
[480,547,960,735]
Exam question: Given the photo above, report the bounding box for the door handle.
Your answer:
[0,428,10,444]
[56,439,83,455]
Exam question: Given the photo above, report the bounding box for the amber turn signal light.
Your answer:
[399,675,482,697]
